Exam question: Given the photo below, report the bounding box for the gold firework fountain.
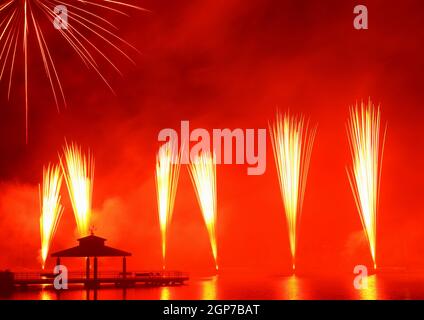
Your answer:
[156,141,181,269]
[189,151,218,270]
[60,142,94,237]
[269,111,317,271]
[346,100,386,269]
[39,164,64,269]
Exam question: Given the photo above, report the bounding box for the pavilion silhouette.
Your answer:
[51,232,131,288]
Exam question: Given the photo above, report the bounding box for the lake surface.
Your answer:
[4,273,424,300]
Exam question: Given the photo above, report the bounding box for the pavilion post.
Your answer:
[56,257,61,266]
[123,256,127,280]
[93,257,98,288]
[86,256,90,289]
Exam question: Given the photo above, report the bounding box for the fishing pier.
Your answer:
[0,233,188,293]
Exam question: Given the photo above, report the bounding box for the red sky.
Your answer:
[0,0,424,275]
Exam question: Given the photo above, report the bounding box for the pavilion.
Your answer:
[51,233,131,288]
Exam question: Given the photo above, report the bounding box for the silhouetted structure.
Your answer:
[0,233,188,295]
[0,270,14,294]
[51,233,131,288]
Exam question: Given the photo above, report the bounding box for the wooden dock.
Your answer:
[2,270,189,291]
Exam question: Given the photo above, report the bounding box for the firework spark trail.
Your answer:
[60,142,94,237]
[0,0,147,142]
[155,140,181,269]
[39,164,64,269]
[269,111,317,270]
[189,151,218,270]
[346,100,386,269]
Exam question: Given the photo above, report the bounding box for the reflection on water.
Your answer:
[283,276,300,300]
[40,289,53,301]
[160,287,171,300]
[357,275,378,300]
[201,276,217,300]
[4,273,424,300]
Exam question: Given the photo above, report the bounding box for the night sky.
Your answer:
[0,0,423,274]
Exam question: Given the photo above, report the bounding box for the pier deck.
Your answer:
[9,271,189,289]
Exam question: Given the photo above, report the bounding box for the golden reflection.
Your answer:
[160,287,171,300]
[284,275,301,300]
[358,274,378,300]
[40,289,53,300]
[202,276,217,300]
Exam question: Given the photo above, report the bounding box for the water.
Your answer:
[4,273,424,300]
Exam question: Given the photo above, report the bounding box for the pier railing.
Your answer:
[13,271,188,279]
[11,270,189,286]
[0,270,189,292]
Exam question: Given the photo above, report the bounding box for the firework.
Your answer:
[0,0,147,142]
[189,151,218,270]
[60,142,94,237]
[346,100,386,269]
[39,164,64,269]
[155,140,181,268]
[269,111,316,270]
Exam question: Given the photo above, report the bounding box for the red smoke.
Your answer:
[0,0,424,275]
